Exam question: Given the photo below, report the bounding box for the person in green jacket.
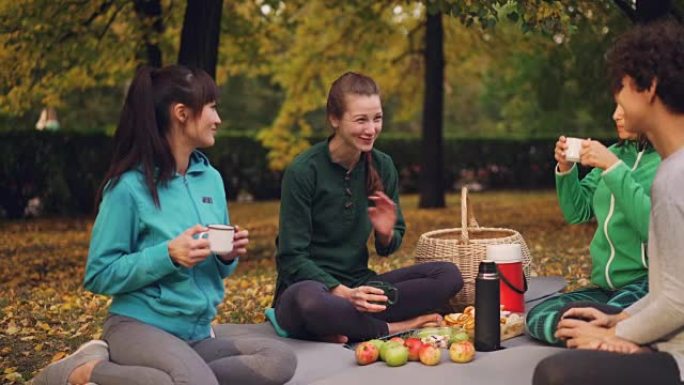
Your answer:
[272,72,463,343]
[526,104,661,345]
[33,65,296,385]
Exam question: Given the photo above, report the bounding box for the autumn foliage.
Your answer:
[0,192,595,383]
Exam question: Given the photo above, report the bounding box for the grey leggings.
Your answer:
[90,315,296,385]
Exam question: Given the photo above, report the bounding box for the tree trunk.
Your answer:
[177,0,223,78]
[613,0,678,23]
[636,0,672,23]
[419,12,445,208]
[133,0,164,67]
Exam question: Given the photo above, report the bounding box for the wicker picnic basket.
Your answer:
[414,187,532,309]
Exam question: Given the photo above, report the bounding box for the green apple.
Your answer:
[380,340,403,362]
[367,339,385,351]
[383,344,409,367]
[449,330,470,345]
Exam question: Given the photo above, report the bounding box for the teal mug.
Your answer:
[366,281,399,306]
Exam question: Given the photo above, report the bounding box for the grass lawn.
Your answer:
[0,191,595,383]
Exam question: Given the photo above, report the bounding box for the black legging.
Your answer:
[533,349,682,385]
[274,262,462,342]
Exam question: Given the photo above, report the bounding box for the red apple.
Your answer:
[355,341,379,365]
[449,340,475,363]
[389,336,405,345]
[418,343,441,366]
[404,337,423,361]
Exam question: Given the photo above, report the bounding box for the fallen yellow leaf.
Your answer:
[51,351,67,362]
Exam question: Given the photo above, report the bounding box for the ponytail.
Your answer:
[95,65,217,210]
[365,152,384,195]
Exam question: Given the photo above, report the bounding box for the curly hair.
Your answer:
[606,20,684,114]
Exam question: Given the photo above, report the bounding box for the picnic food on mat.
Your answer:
[404,337,423,361]
[355,327,477,366]
[418,344,441,366]
[355,341,380,365]
[449,340,476,363]
[444,306,476,335]
[383,344,409,367]
[444,306,525,341]
[421,334,449,349]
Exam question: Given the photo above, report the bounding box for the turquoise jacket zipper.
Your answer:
[183,174,212,334]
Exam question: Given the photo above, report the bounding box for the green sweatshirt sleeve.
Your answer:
[601,161,652,242]
[556,164,602,224]
[277,165,341,289]
[375,158,406,256]
[84,180,179,295]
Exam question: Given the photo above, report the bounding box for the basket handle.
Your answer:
[460,187,480,244]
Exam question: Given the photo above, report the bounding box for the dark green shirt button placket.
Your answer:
[344,172,354,221]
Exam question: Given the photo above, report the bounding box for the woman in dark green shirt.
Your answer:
[273,72,463,342]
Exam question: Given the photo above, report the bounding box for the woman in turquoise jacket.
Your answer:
[526,104,661,345]
[33,66,295,385]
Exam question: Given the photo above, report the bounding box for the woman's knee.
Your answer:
[229,339,297,385]
[292,283,333,316]
[533,354,583,385]
[258,343,297,385]
[525,301,564,345]
[431,262,463,294]
[276,281,327,319]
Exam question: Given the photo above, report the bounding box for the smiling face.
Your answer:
[183,102,221,148]
[329,94,383,153]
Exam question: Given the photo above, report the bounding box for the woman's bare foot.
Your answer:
[67,359,102,385]
[387,313,443,335]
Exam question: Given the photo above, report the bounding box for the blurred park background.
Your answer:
[1,0,683,383]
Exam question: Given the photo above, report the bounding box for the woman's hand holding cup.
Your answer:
[555,136,573,172]
[579,140,620,171]
[217,225,249,263]
[168,224,212,268]
[331,284,388,313]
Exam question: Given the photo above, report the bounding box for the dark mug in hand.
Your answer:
[366,280,398,306]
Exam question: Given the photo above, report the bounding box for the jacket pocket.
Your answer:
[155,277,206,317]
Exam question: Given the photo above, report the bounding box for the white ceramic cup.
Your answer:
[486,244,522,263]
[205,224,235,254]
[564,137,583,163]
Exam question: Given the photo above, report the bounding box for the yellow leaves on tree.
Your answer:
[0,0,174,115]
[221,1,426,170]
